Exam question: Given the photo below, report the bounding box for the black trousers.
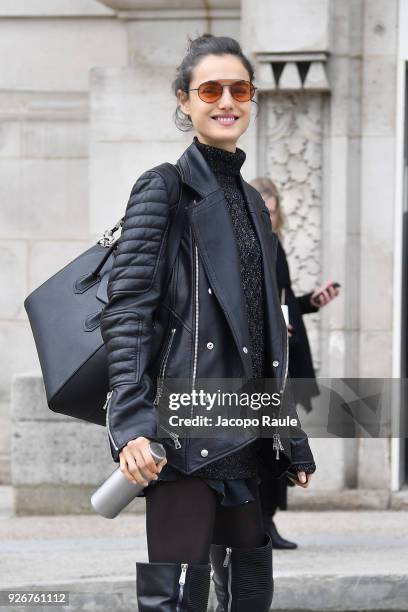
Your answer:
[144,476,265,564]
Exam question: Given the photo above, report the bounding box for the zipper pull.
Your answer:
[171,433,182,449]
[223,547,232,567]
[158,425,182,449]
[179,563,188,585]
[102,390,113,410]
[272,431,284,459]
[153,383,162,406]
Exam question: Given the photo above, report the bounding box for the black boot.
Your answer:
[262,514,298,550]
[136,561,211,611]
[210,533,273,611]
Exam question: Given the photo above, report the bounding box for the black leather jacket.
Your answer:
[100,139,315,476]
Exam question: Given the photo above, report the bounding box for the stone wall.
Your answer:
[2,0,401,499]
[0,2,127,482]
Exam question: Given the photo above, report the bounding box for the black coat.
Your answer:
[100,139,315,477]
[276,240,321,412]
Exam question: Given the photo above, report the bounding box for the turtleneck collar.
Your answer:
[193,135,246,176]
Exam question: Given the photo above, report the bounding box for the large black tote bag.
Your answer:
[24,163,183,426]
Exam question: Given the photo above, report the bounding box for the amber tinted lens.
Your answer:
[198,81,223,102]
[230,81,253,101]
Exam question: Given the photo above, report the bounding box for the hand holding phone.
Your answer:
[311,281,341,308]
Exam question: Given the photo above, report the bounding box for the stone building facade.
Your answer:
[1,0,407,511]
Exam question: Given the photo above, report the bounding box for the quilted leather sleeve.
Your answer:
[100,169,173,462]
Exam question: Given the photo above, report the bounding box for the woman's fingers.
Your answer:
[122,448,149,485]
[119,450,147,485]
[131,443,160,482]
[139,444,162,480]
[119,438,168,486]
[287,471,312,488]
[297,472,312,488]
[311,279,341,308]
[157,458,167,473]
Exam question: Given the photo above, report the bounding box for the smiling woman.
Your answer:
[99,32,315,612]
[173,36,258,152]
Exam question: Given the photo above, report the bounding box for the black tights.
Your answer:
[145,476,265,564]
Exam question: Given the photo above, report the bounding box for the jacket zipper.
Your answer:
[152,327,181,449]
[280,317,289,396]
[103,390,119,451]
[153,327,177,406]
[223,548,232,611]
[191,198,199,421]
[176,563,188,612]
[192,241,199,400]
[158,423,181,449]
[273,316,290,459]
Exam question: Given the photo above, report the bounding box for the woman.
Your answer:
[100,34,316,611]
[251,176,339,550]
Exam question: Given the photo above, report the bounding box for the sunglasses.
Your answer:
[186,80,257,104]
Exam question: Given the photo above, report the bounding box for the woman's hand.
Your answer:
[119,436,167,486]
[310,280,340,308]
[287,471,313,488]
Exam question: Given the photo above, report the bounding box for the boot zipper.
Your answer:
[103,390,119,451]
[223,548,232,611]
[176,563,188,612]
[153,327,177,406]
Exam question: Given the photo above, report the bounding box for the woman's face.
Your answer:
[177,53,252,153]
[264,195,278,229]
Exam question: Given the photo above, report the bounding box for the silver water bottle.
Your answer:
[91,441,166,518]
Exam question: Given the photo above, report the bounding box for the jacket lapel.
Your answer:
[177,140,285,383]
[178,142,253,378]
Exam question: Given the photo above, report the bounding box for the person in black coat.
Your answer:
[100,35,317,611]
[250,176,340,549]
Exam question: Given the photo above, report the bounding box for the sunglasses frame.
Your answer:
[185,79,257,103]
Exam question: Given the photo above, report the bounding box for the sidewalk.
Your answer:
[0,486,407,611]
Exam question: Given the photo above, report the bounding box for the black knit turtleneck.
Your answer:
[193,135,246,176]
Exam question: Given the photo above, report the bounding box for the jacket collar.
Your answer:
[177,139,262,210]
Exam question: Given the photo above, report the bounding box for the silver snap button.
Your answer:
[208,287,212,294]
[201,449,208,457]
[242,346,248,354]
[207,342,214,350]
[272,360,279,367]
